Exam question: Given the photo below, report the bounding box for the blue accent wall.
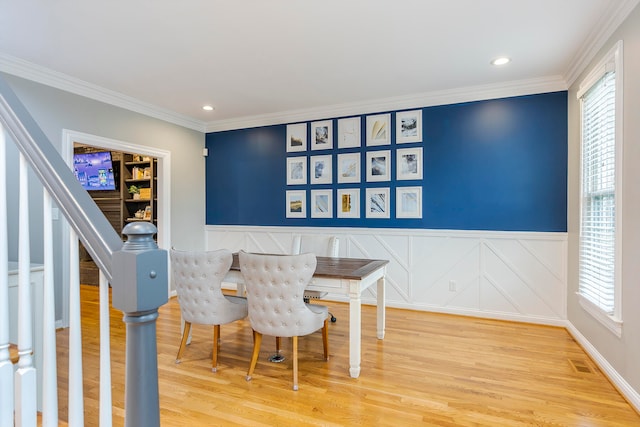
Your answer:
[206,91,567,232]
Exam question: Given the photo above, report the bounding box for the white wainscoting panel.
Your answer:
[205,226,567,326]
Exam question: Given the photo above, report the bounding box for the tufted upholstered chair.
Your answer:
[171,248,248,372]
[291,234,339,322]
[238,251,329,391]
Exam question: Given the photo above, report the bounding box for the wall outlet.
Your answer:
[448,280,456,292]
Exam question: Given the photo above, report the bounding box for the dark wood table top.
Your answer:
[231,252,389,280]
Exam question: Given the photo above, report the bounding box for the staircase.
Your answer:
[0,74,168,426]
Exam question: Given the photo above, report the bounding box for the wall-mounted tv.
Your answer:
[73,151,116,191]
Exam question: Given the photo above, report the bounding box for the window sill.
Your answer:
[577,292,622,337]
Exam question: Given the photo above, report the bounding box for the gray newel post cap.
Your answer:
[111,222,168,313]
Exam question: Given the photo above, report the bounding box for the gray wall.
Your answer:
[2,73,206,320]
[567,4,640,396]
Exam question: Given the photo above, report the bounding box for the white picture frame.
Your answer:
[338,117,361,148]
[366,113,391,146]
[337,188,360,218]
[396,110,423,144]
[396,187,422,218]
[311,189,332,218]
[337,152,360,183]
[286,190,306,218]
[310,155,332,184]
[396,147,423,180]
[286,156,307,185]
[286,123,307,152]
[311,120,333,150]
[366,150,391,182]
[365,187,390,219]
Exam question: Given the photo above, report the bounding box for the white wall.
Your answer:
[567,3,640,409]
[206,226,568,325]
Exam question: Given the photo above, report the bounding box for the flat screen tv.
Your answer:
[73,151,116,191]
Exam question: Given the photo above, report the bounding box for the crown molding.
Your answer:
[564,0,640,87]
[0,53,207,132]
[0,52,568,136]
[205,75,567,132]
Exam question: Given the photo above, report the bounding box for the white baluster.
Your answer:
[99,270,112,427]
[42,192,58,426]
[15,153,36,426]
[68,231,84,426]
[0,126,14,427]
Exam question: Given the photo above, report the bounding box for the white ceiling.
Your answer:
[0,0,638,132]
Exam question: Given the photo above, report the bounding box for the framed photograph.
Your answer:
[337,152,360,183]
[396,187,422,218]
[396,110,423,144]
[311,189,332,218]
[337,188,360,218]
[366,113,391,146]
[396,147,423,180]
[310,155,332,184]
[286,123,307,152]
[311,120,333,150]
[366,150,391,182]
[286,190,306,218]
[143,205,152,220]
[338,117,361,149]
[365,187,390,219]
[286,156,307,185]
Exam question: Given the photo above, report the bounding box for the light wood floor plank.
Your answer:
[50,285,639,426]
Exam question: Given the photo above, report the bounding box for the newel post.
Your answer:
[111,222,168,427]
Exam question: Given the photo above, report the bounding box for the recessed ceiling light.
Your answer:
[202,105,214,111]
[491,57,511,66]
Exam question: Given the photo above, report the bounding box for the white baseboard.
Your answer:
[566,321,640,413]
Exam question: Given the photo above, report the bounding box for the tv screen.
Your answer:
[73,151,116,191]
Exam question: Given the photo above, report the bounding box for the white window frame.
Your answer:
[576,40,623,337]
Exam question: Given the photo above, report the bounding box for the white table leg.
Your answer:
[377,274,386,339]
[348,281,362,378]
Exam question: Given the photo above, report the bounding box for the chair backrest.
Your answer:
[170,248,235,324]
[291,234,339,257]
[238,251,321,337]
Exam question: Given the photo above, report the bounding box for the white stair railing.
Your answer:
[1,73,166,427]
[15,152,37,425]
[0,125,65,426]
[68,231,84,426]
[0,113,14,427]
[42,191,58,427]
[0,125,101,427]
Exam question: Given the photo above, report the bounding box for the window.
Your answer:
[577,40,623,336]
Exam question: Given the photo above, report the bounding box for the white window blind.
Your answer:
[579,70,616,314]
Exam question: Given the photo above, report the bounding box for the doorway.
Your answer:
[60,129,171,325]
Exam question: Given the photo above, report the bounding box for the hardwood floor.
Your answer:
[53,285,640,426]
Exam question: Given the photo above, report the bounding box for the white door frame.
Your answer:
[60,129,171,326]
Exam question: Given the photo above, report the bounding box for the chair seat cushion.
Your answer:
[305,303,329,318]
[224,294,248,305]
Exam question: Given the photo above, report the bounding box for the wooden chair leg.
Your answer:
[292,336,299,391]
[321,318,329,360]
[275,336,281,354]
[246,330,262,381]
[212,324,220,372]
[175,321,192,363]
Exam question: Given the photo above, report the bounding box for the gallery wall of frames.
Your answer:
[284,110,423,220]
[205,91,568,232]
